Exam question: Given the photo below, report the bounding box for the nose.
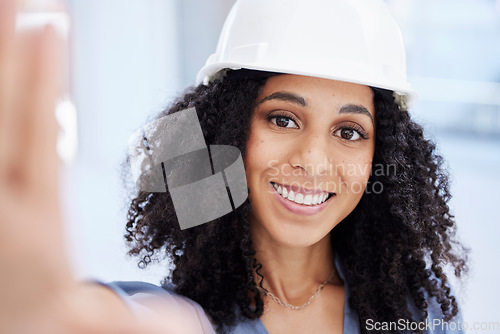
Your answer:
[289,132,331,177]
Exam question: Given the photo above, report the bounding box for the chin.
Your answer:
[255,215,335,249]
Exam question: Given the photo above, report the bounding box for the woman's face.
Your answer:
[244,74,375,247]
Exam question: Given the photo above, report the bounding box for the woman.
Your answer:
[0,0,467,333]
[116,73,466,333]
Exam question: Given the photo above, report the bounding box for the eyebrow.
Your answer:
[257,91,374,124]
[339,104,374,124]
[256,91,306,107]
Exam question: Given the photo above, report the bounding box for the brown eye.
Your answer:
[276,117,289,127]
[341,128,354,139]
[334,127,362,141]
[270,116,298,128]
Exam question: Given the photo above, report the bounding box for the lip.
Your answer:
[269,182,333,216]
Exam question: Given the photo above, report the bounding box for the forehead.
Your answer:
[257,74,375,113]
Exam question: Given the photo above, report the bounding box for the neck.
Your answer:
[250,220,336,305]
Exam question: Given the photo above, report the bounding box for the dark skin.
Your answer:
[2,2,467,332]
[245,74,375,333]
[124,71,467,332]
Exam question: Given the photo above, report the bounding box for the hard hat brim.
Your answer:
[196,61,418,107]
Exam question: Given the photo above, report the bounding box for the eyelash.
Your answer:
[267,112,369,141]
[335,123,369,141]
[267,111,299,129]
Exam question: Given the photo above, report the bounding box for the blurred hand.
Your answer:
[0,0,77,332]
[0,1,143,333]
[0,2,209,333]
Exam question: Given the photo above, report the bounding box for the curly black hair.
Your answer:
[123,70,467,333]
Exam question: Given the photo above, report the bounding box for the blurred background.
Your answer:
[58,0,499,328]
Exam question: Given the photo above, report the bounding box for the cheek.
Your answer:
[337,155,373,195]
[243,128,272,181]
[244,127,289,177]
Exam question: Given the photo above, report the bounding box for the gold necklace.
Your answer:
[259,271,335,311]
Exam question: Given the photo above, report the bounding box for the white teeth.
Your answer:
[303,194,312,205]
[312,194,319,205]
[272,183,332,206]
[294,193,304,204]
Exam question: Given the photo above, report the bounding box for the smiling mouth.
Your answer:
[270,182,335,206]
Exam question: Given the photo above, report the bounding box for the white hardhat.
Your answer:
[197,0,416,104]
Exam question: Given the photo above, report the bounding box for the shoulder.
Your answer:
[335,254,465,334]
[100,280,216,333]
[102,281,269,334]
[106,280,171,295]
